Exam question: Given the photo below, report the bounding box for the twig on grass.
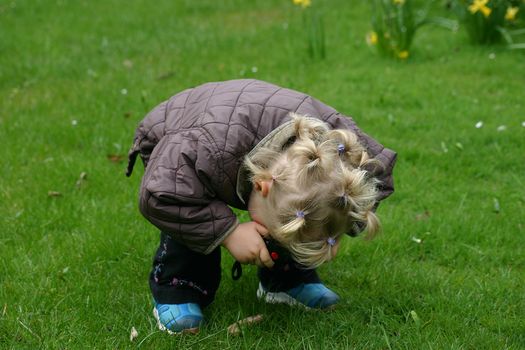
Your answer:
[227,314,264,336]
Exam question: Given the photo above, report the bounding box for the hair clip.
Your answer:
[296,210,305,219]
[337,143,345,155]
[327,237,336,246]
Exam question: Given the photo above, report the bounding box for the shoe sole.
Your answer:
[152,307,199,335]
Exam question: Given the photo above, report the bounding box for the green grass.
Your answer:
[1,0,524,348]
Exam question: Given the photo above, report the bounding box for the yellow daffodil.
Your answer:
[366,31,378,45]
[393,0,405,5]
[468,0,492,18]
[292,0,311,8]
[398,50,409,59]
[505,7,519,21]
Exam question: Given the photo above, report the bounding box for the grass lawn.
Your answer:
[1,0,524,348]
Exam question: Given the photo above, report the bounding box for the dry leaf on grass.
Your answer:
[76,172,88,187]
[157,71,175,80]
[107,154,124,163]
[130,326,138,342]
[123,59,133,69]
[415,211,430,221]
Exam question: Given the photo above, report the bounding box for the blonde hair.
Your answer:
[244,113,382,268]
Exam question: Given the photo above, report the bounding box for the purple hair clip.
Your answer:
[327,237,336,246]
[296,210,305,219]
[337,143,345,155]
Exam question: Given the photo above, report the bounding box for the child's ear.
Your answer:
[254,180,271,197]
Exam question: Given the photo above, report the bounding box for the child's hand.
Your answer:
[222,222,275,269]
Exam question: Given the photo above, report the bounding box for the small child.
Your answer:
[126,79,396,334]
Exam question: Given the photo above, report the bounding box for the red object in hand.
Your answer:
[270,252,279,260]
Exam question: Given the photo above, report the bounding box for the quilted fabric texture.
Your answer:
[127,79,397,254]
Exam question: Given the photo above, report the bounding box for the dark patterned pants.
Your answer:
[150,232,320,307]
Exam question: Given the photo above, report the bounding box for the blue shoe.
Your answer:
[153,303,203,334]
[256,282,339,309]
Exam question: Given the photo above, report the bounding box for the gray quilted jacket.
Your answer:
[127,79,396,254]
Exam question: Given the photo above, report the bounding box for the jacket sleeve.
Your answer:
[324,112,397,203]
[139,130,239,254]
[126,101,168,177]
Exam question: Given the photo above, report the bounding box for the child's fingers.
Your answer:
[254,222,269,237]
[258,246,275,269]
